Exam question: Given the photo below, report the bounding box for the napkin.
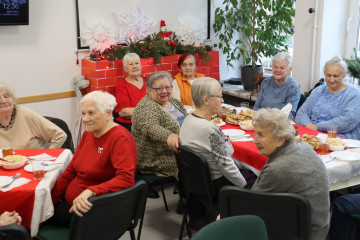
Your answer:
[229,135,253,142]
[0,177,31,192]
[28,153,56,161]
[317,133,328,142]
[280,103,292,118]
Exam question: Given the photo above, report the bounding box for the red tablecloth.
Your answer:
[221,124,322,171]
[0,149,65,228]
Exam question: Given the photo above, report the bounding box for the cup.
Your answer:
[218,112,227,122]
[327,124,338,138]
[32,161,45,180]
[319,142,329,155]
[1,145,13,158]
[240,102,249,109]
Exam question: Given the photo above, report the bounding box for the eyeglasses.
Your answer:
[209,95,224,100]
[151,86,173,93]
[0,95,11,102]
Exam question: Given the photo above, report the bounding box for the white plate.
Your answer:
[24,163,58,172]
[343,139,360,148]
[330,150,360,161]
[319,154,334,163]
[0,176,13,188]
[212,120,226,127]
[222,129,245,138]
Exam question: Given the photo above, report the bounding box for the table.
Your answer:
[222,124,360,191]
[0,148,73,236]
[222,83,257,107]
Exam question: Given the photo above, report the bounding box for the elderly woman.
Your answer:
[0,82,66,149]
[297,56,360,139]
[51,91,136,225]
[253,52,301,116]
[132,71,187,178]
[172,53,205,107]
[114,53,147,132]
[252,108,330,240]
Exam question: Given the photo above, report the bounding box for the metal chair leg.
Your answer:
[160,184,169,211]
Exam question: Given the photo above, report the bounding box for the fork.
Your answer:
[1,173,21,188]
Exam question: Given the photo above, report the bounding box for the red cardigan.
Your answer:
[52,125,137,205]
[115,78,147,123]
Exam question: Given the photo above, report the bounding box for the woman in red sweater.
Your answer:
[50,91,137,226]
[114,53,147,132]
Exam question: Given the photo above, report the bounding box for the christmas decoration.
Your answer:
[174,16,207,46]
[113,1,156,44]
[80,20,116,53]
[158,20,173,41]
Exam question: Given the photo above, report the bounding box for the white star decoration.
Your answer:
[113,1,156,44]
[80,20,117,53]
[174,16,207,46]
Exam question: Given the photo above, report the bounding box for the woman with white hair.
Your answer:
[253,52,301,116]
[51,91,137,225]
[0,82,66,149]
[297,56,360,139]
[114,52,147,132]
[252,108,330,240]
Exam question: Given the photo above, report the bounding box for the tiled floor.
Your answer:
[120,185,195,240]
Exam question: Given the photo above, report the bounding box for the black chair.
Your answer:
[0,224,31,240]
[175,145,216,240]
[44,116,75,153]
[219,186,311,240]
[192,215,268,240]
[135,171,176,211]
[37,180,148,240]
[296,93,307,113]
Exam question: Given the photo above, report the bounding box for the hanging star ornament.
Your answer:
[80,20,117,53]
[174,16,207,46]
[113,1,156,44]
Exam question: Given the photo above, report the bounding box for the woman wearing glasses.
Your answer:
[132,71,187,179]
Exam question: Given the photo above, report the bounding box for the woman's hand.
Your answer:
[167,133,181,153]
[0,211,22,225]
[69,189,96,217]
[304,124,318,130]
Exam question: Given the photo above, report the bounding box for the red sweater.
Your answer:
[52,125,137,205]
[115,78,147,123]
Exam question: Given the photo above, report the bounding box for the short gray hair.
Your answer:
[146,71,173,91]
[0,82,16,102]
[253,108,295,143]
[80,91,117,114]
[122,52,141,69]
[324,55,348,73]
[273,52,293,67]
[191,77,222,108]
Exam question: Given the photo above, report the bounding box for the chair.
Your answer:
[0,224,31,240]
[135,171,176,211]
[44,116,75,153]
[219,186,311,240]
[175,145,216,240]
[296,93,307,113]
[350,214,360,239]
[37,180,148,240]
[192,215,268,240]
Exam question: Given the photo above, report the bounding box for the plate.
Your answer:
[222,129,245,138]
[24,163,58,172]
[330,150,360,161]
[216,122,226,127]
[0,176,12,188]
[319,154,334,163]
[343,139,360,148]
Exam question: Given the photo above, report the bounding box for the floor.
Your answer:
[120,184,195,240]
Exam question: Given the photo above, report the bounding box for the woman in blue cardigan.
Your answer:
[297,56,360,140]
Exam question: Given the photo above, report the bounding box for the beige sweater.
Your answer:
[0,106,66,149]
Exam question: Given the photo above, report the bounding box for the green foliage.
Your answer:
[345,56,360,79]
[96,34,212,64]
[213,0,295,68]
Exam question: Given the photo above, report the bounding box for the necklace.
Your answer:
[0,107,16,131]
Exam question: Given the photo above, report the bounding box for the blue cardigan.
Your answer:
[297,84,360,140]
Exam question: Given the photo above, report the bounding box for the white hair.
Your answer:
[80,91,116,114]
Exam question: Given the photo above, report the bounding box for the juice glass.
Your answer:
[327,124,338,138]
[1,145,13,157]
[319,142,329,155]
[32,161,45,180]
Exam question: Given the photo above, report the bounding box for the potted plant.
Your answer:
[345,55,360,84]
[213,0,295,90]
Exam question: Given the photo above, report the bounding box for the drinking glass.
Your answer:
[319,141,329,155]
[240,102,249,109]
[32,161,45,180]
[1,144,13,158]
[327,124,338,138]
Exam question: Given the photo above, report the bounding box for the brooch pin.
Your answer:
[98,147,103,153]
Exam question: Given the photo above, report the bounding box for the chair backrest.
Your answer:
[68,180,148,240]
[220,186,311,240]
[44,116,75,153]
[296,93,307,113]
[192,215,268,240]
[0,224,30,240]
[176,146,215,203]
